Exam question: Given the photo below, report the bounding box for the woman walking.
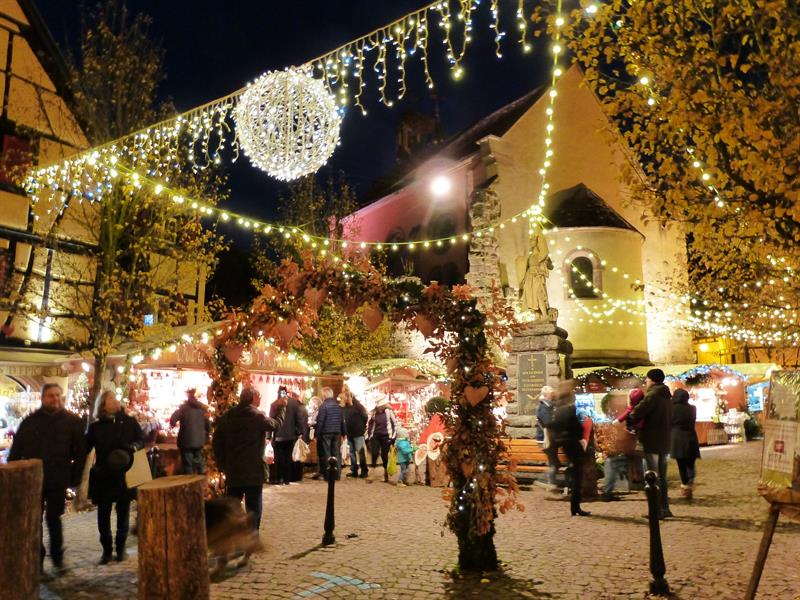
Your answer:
[86,391,144,564]
[548,382,592,517]
[671,388,700,500]
[367,398,397,482]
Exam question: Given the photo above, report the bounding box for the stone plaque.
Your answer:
[517,352,547,414]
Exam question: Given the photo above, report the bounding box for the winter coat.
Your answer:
[343,399,369,439]
[535,398,555,441]
[671,390,700,459]
[367,407,397,440]
[212,402,285,487]
[86,412,145,504]
[170,399,210,449]
[8,407,87,491]
[315,398,346,436]
[272,397,308,443]
[630,383,672,454]
[395,438,414,463]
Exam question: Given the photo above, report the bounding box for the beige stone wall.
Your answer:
[483,65,693,365]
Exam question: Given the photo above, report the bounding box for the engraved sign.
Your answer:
[517,352,547,415]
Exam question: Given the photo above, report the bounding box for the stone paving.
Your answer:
[41,442,800,599]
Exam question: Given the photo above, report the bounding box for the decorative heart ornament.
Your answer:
[362,305,383,332]
[303,286,326,310]
[413,314,435,337]
[275,320,299,345]
[464,385,489,407]
[223,343,244,364]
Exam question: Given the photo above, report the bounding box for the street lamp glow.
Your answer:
[430,175,452,197]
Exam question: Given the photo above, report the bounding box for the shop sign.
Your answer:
[761,371,800,491]
[517,352,547,415]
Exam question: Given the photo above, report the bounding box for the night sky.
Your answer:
[36,0,551,226]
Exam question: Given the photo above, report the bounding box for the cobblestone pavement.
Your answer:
[41,442,800,599]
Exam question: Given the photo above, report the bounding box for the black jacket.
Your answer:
[343,399,368,438]
[212,402,285,487]
[272,397,308,443]
[670,390,700,459]
[169,399,210,449]
[86,412,145,503]
[8,407,87,491]
[630,383,672,454]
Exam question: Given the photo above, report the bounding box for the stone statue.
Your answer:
[516,228,556,321]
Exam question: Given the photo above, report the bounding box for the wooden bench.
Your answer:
[498,438,567,481]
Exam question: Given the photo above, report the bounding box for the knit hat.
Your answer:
[629,388,644,405]
[645,368,666,384]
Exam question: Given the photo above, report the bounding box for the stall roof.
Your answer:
[574,363,781,382]
[344,357,446,379]
[110,321,222,359]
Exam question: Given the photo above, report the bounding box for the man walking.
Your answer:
[630,368,673,519]
[314,387,345,481]
[9,383,87,573]
[170,388,211,474]
[212,386,285,529]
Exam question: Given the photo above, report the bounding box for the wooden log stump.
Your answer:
[0,459,43,600]
[138,475,209,600]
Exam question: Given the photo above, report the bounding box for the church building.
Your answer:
[345,65,694,368]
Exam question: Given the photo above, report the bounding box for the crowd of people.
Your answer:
[5,368,703,575]
[538,368,701,519]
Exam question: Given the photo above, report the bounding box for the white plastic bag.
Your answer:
[264,441,275,464]
[292,438,310,462]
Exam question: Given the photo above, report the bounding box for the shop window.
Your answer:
[565,251,602,299]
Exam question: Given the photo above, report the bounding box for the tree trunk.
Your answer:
[0,459,43,599]
[90,354,108,412]
[137,475,209,600]
[455,520,498,572]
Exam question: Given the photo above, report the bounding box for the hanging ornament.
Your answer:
[234,68,342,181]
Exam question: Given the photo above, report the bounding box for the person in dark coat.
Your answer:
[535,385,559,485]
[270,386,308,485]
[169,388,210,474]
[8,382,87,572]
[671,388,700,500]
[367,398,398,483]
[547,381,592,517]
[341,386,369,478]
[212,386,285,529]
[630,368,673,519]
[86,390,145,564]
[314,387,346,481]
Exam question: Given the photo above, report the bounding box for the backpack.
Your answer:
[537,400,555,429]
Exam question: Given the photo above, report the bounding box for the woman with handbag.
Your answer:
[86,390,144,564]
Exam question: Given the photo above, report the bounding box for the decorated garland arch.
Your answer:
[203,251,520,571]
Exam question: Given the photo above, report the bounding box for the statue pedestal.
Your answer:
[505,320,573,438]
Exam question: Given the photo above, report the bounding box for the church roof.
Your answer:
[544,183,640,233]
[362,85,547,202]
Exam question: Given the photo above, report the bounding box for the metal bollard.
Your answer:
[644,470,670,595]
[322,457,338,546]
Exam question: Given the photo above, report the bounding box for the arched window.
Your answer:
[565,251,602,299]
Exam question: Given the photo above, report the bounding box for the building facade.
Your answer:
[345,65,694,368]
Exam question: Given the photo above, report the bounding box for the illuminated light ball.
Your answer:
[234,68,342,181]
[430,175,452,197]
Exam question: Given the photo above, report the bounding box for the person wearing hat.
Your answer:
[9,382,87,574]
[86,390,144,564]
[367,397,397,483]
[630,368,673,519]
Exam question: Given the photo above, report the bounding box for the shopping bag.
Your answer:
[292,438,310,462]
[125,449,153,488]
[341,439,350,465]
[264,441,275,464]
[387,446,398,476]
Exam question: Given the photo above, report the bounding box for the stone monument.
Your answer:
[505,227,572,438]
